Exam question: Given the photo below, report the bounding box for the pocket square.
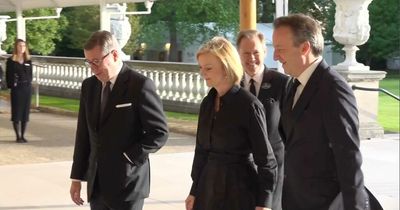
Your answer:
[261,83,271,89]
[116,103,132,108]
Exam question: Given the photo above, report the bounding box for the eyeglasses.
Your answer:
[84,50,114,67]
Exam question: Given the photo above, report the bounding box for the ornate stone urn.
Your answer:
[0,16,10,54]
[107,3,132,60]
[332,0,373,71]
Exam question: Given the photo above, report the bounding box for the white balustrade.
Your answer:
[6,56,210,110]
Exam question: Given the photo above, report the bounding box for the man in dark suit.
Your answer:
[237,30,289,210]
[69,30,169,210]
[273,14,370,210]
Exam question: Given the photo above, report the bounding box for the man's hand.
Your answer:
[185,195,195,210]
[70,181,84,205]
[255,207,271,210]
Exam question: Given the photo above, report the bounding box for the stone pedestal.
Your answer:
[338,70,386,139]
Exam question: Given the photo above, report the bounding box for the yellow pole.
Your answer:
[240,0,257,30]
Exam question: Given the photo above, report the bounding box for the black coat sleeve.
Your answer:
[5,58,14,88]
[248,101,277,208]
[124,78,169,165]
[323,78,368,210]
[70,79,91,180]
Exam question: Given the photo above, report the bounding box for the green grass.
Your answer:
[34,95,80,112]
[378,72,399,133]
[31,94,198,122]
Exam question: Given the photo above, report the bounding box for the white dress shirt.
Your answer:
[293,57,323,107]
[244,68,265,97]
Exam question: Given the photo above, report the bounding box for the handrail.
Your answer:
[352,85,400,101]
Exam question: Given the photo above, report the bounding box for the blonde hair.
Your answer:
[12,39,31,61]
[196,36,243,85]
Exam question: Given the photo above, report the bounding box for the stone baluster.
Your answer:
[173,71,181,101]
[180,72,187,101]
[159,71,167,100]
[166,71,174,100]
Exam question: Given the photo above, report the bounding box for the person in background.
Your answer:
[185,36,277,210]
[273,13,381,210]
[237,29,289,210]
[69,30,169,210]
[6,39,32,143]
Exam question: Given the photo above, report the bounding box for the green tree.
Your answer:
[54,6,100,57]
[357,0,400,67]
[3,8,67,55]
[138,0,239,62]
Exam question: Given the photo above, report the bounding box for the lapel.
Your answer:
[257,66,274,101]
[99,65,130,125]
[284,60,328,143]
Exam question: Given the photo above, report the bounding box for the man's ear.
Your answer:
[300,41,311,55]
[112,50,119,61]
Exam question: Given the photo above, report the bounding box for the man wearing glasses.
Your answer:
[69,30,169,210]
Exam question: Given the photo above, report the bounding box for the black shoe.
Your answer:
[16,137,27,143]
[21,137,28,143]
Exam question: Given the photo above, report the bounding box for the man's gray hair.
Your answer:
[84,30,120,54]
[236,30,266,48]
[273,13,324,56]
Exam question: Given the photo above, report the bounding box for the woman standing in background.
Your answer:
[6,39,32,143]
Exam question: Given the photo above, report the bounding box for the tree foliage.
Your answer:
[138,0,239,61]
[3,8,67,55]
[357,0,400,66]
[54,6,100,57]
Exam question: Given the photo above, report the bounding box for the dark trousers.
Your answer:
[90,178,144,210]
[90,193,144,210]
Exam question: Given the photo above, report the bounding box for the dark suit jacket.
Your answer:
[70,64,169,208]
[280,60,369,210]
[242,66,289,210]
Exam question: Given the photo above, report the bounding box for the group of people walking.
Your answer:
[1,12,381,210]
[70,13,382,210]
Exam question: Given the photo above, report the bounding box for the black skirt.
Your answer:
[10,84,32,122]
[193,153,258,210]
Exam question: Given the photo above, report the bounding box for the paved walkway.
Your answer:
[0,99,399,210]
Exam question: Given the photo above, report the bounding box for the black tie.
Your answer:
[101,81,111,116]
[249,79,256,96]
[287,78,300,109]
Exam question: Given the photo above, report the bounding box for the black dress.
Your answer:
[6,57,32,122]
[189,85,277,210]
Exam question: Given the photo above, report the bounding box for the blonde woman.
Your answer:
[6,39,32,143]
[185,37,277,210]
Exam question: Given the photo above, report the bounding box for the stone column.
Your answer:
[332,0,386,139]
[0,16,10,54]
[240,0,256,30]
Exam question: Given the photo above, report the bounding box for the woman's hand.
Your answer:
[185,195,195,210]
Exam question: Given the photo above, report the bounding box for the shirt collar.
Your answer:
[209,85,241,105]
[103,62,123,87]
[244,66,265,85]
[297,57,322,86]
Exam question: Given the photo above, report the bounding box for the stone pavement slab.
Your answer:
[0,138,398,210]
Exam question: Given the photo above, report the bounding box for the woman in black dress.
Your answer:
[6,39,32,143]
[185,37,277,210]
